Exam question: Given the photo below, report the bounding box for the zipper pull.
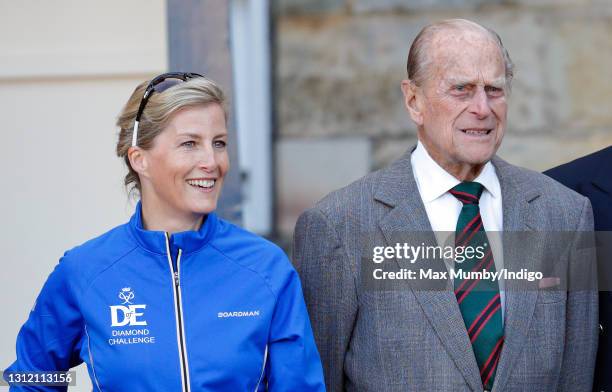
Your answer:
[174,271,180,286]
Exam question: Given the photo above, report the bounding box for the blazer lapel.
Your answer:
[374,149,483,392]
[490,156,540,392]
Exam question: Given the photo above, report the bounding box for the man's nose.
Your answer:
[468,88,493,119]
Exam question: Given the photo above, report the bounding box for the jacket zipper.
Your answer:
[165,233,191,392]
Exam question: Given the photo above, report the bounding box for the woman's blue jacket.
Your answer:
[7,203,326,391]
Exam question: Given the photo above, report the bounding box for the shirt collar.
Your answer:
[411,141,500,202]
[127,201,217,255]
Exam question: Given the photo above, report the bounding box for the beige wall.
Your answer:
[0,1,167,390]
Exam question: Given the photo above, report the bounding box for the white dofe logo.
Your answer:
[118,287,134,304]
[107,287,155,346]
[110,288,147,327]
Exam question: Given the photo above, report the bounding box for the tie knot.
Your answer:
[450,182,484,205]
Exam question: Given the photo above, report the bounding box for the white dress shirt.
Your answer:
[410,141,505,322]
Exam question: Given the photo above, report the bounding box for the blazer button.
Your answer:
[600,323,604,333]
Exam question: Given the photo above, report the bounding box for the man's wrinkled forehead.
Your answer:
[427,29,506,84]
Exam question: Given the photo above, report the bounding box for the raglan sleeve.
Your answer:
[263,249,326,392]
[4,253,85,391]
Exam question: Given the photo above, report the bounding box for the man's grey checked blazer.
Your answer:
[293,149,598,391]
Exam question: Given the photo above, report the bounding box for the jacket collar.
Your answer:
[374,147,540,210]
[128,201,218,255]
[592,146,612,195]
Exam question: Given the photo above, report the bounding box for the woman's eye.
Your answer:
[181,141,196,148]
[455,85,466,91]
[213,140,227,149]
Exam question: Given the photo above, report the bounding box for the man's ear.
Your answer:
[127,147,150,179]
[401,79,424,126]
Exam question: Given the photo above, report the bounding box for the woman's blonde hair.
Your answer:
[116,76,226,196]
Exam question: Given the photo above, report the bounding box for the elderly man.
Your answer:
[294,19,598,391]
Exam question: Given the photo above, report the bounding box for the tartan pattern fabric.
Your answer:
[450,182,504,390]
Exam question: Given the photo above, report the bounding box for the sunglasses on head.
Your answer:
[131,72,205,147]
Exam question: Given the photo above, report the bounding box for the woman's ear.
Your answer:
[128,147,150,179]
[401,79,424,126]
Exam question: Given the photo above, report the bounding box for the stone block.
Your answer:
[372,136,417,170]
[276,14,427,138]
[508,0,590,7]
[353,0,503,13]
[498,129,612,171]
[277,71,415,137]
[276,137,371,236]
[551,15,612,130]
[273,0,346,16]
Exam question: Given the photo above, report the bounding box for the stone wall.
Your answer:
[272,0,612,238]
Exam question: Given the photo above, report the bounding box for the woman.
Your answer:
[6,73,326,391]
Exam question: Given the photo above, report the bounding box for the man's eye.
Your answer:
[485,86,504,96]
[181,141,196,148]
[213,140,227,149]
[451,85,470,96]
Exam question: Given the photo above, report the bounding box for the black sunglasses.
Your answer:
[131,72,204,147]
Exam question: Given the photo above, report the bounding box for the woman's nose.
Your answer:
[197,146,218,172]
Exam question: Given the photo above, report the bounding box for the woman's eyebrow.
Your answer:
[176,132,202,140]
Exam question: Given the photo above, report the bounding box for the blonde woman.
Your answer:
[6,73,326,391]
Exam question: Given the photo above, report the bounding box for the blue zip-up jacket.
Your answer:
[6,203,326,391]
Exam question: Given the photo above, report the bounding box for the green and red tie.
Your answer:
[450,182,504,390]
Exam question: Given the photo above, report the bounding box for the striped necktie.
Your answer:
[450,182,504,390]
